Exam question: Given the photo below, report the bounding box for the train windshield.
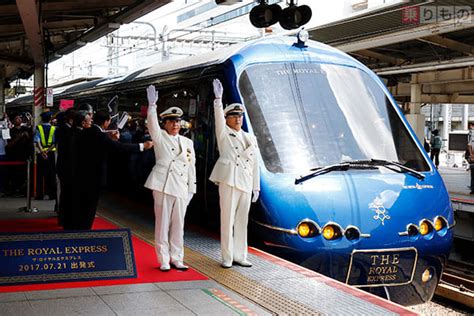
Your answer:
[239,62,430,174]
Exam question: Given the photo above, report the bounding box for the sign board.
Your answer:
[46,88,53,107]
[59,99,74,111]
[0,229,136,285]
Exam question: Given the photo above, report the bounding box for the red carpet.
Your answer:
[0,217,207,293]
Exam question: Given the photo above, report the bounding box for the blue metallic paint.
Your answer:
[222,36,453,305]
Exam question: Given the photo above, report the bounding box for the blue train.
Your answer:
[40,33,453,305]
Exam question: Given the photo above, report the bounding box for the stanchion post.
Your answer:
[19,158,38,213]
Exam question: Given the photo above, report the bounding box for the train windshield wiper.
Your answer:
[295,162,377,185]
[345,159,425,180]
[294,159,425,185]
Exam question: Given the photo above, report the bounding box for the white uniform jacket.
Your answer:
[144,105,197,199]
[209,99,260,193]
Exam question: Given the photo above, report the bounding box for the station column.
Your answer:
[33,65,45,125]
[462,104,469,130]
[406,75,425,142]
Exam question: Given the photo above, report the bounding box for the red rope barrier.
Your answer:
[0,161,26,166]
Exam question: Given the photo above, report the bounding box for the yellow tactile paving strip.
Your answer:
[99,211,321,315]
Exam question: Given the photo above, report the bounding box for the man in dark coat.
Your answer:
[71,111,153,230]
[5,114,33,195]
[55,109,76,226]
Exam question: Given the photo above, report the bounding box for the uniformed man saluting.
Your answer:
[210,79,260,268]
[145,85,196,272]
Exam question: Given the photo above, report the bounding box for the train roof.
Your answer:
[7,35,365,108]
[134,35,360,81]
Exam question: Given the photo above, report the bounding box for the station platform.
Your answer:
[0,195,416,315]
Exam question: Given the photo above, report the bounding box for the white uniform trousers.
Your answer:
[218,183,251,263]
[152,191,186,265]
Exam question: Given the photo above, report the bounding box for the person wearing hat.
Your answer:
[34,111,57,200]
[145,85,196,272]
[210,79,260,269]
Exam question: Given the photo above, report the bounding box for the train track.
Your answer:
[435,260,474,309]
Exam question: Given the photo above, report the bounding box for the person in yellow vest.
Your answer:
[34,111,57,200]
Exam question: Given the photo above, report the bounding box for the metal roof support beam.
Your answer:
[336,19,474,53]
[404,67,474,85]
[16,0,44,65]
[0,54,33,68]
[392,81,474,95]
[418,35,474,56]
[117,0,171,24]
[374,56,474,75]
[351,49,405,66]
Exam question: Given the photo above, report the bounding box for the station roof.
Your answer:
[307,0,474,104]
[0,0,170,84]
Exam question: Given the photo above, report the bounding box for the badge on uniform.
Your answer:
[186,148,192,162]
[229,133,236,137]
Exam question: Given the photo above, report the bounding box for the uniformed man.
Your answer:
[145,85,196,272]
[34,111,57,200]
[209,79,260,268]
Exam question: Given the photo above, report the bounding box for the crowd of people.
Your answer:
[0,78,261,272]
[0,112,34,197]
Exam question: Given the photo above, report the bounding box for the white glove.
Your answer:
[213,79,223,99]
[187,193,194,206]
[251,190,259,203]
[146,85,159,105]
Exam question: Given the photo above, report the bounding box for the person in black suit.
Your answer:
[63,111,91,230]
[55,109,76,226]
[70,111,153,230]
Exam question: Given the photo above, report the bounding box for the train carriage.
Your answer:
[40,33,453,305]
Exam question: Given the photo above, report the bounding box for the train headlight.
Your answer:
[407,224,419,237]
[323,226,334,239]
[421,268,433,283]
[297,220,318,238]
[419,221,431,236]
[434,217,446,231]
[344,227,360,241]
[322,224,342,240]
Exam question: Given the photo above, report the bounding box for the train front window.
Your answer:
[239,63,430,174]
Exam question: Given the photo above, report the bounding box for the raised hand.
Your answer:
[146,85,159,105]
[213,79,223,99]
